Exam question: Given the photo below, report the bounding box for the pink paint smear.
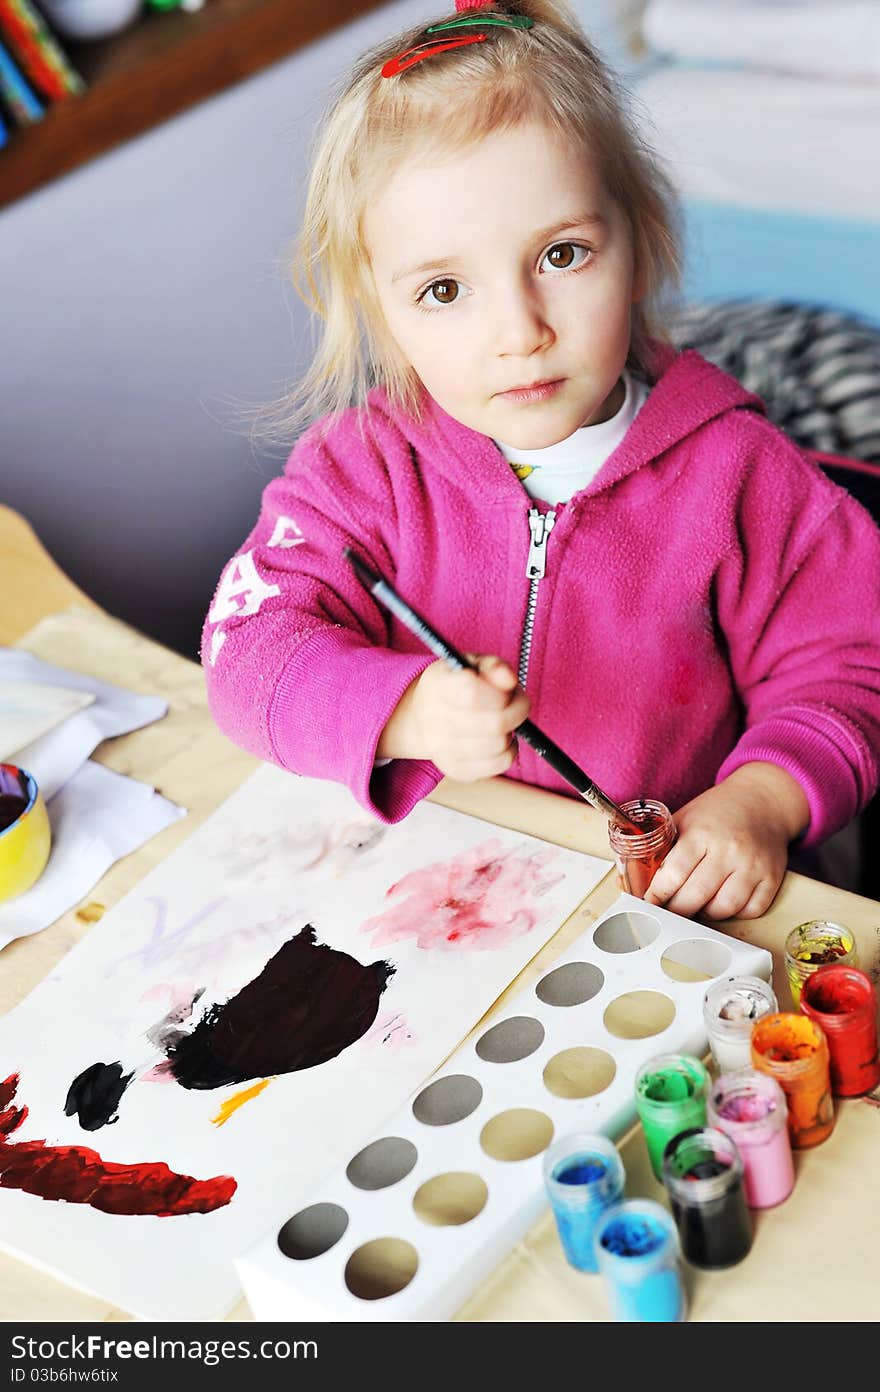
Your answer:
[362,1012,417,1051]
[361,839,563,951]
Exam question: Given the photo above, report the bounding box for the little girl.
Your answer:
[202,0,880,922]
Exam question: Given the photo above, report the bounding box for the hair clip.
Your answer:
[381,33,488,78]
[425,14,534,32]
[381,9,533,78]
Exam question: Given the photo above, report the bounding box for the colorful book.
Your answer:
[0,0,84,104]
[0,32,43,125]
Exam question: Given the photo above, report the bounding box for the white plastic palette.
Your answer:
[237,894,772,1321]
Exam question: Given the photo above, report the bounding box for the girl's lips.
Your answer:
[498,379,564,403]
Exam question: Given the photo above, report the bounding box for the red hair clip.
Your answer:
[381,5,533,79]
[381,32,487,78]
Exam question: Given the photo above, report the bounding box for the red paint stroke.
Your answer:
[0,1076,235,1216]
[361,838,564,950]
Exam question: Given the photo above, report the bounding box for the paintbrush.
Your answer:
[344,547,640,833]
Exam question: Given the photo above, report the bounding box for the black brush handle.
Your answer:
[344,548,636,829]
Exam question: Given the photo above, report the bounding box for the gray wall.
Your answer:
[0,0,627,657]
[0,0,434,656]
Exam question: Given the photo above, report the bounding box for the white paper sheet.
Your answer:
[0,761,186,950]
[0,682,95,761]
[0,764,611,1321]
[0,649,168,800]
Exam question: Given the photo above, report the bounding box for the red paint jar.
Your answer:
[799,965,880,1097]
[608,800,677,899]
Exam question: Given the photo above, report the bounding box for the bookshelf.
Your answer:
[0,0,385,209]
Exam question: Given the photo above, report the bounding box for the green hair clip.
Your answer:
[425,14,534,33]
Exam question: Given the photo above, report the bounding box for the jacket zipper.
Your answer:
[518,507,556,689]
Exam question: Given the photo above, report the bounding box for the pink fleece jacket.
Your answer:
[202,349,880,847]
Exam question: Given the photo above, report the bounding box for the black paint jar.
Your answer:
[661,1126,752,1270]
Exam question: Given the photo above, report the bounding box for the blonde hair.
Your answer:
[283,0,681,434]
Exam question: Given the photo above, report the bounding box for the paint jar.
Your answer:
[634,1052,709,1181]
[707,1069,794,1209]
[750,1011,834,1148]
[800,965,880,1097]
[784,920,858,1007]
[703,975,778,1073]
[593,1199,685,1322]
[662,1126,752,1269]
[542,1132,625,1273]
[608,800,676,899]
[0,764,52,902]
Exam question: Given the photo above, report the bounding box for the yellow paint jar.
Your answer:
[0,764,52,901]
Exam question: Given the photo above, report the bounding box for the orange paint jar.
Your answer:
[750,1012,834,1149]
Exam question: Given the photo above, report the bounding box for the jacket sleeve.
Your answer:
[200,412,442,822]
[713,415,880,846]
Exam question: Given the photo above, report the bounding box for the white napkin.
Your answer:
[0,648,167,799]
[0,761,185,950]
[0,682,95,760]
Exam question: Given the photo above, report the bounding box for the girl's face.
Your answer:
[363,119,639,448]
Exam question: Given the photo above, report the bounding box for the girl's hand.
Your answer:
[377,656,530,781]
[643,763,810,921]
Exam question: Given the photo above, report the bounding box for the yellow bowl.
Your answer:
[0,764,52,901]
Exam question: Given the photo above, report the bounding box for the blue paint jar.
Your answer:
[594,1199,685,1322]
[543,1132,625,1273]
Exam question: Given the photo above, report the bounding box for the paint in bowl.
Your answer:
[0,764,51,901]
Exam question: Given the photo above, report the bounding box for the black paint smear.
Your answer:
[169,925,394,1089]
[64,925,394,1127]
[65,1061,134,1131]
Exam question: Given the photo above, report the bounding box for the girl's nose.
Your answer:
[493,287,554,358]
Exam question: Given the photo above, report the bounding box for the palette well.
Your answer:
[237,894,772,1320]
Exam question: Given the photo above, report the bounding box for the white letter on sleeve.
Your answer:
[267,515,305,549]
[208,551,280,623]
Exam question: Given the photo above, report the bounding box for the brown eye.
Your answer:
[427,279,459,305]
[547,243,575,269]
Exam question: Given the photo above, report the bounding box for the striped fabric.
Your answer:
[667,300,880,465]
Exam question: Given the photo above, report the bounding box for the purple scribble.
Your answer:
[107,897,226,976]
[107,898,304,982]
[360,839,564,951]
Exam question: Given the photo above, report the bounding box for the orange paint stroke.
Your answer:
[211,1077,272,1126]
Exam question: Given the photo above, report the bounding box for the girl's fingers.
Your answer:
[701,869,757,921]
[448,667,512,711]
[475,654,518,692]
[644,842,707,907]
[736,877,781,921]
[652,856,729,919]
[450,746,517,782]
[453,731,516,761]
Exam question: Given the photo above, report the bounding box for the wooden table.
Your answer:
[2,503,878,1323]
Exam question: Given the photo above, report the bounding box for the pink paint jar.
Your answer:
[707,1069,794,1209]
[800,965,880,1097]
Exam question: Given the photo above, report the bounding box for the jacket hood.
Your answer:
[368,347,766,506]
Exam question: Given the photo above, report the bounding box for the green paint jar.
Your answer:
[635,1053,709,1180]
